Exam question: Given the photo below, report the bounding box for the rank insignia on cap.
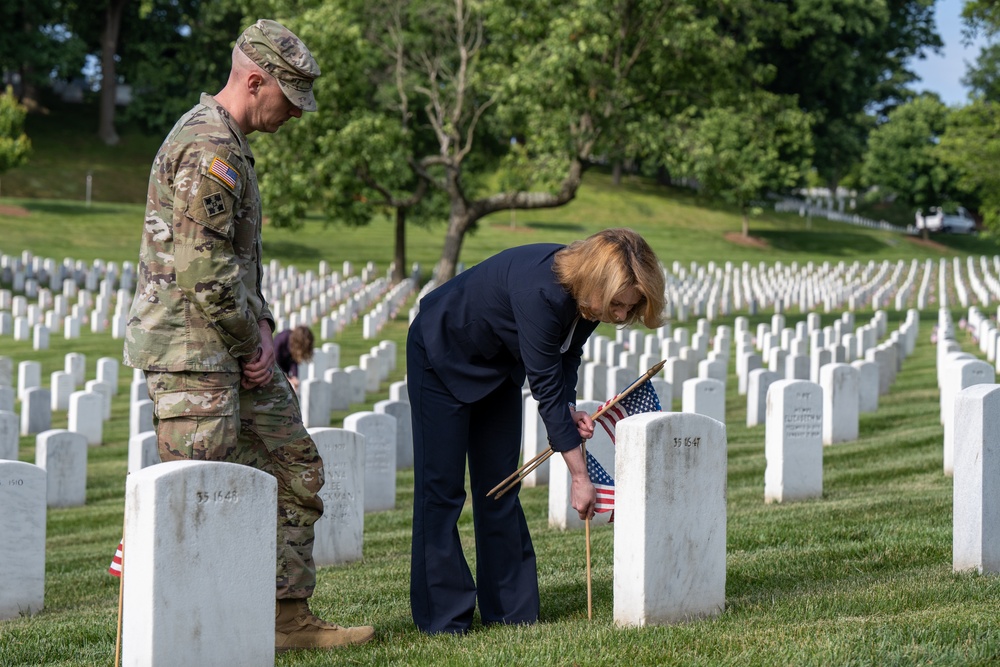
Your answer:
[204,192,227,217]
[209,156,238,191]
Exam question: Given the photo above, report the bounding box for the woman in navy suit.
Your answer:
[407,228,666,633]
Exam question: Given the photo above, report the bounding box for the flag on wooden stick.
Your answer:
[586,450,615,515]
[595,378,661,443]
[588,374,663,520]
[109,539,123,577]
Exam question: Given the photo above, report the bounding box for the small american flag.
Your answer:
[595,378,662,443]
[586,450,615,515]
[209,157,238,190]
[109,539,123,577]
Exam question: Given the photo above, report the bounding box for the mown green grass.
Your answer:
[3,305,999,666]
[3,164,1000,664]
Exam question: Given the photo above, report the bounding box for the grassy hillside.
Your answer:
[3,174,1000,280]
[3,98,1000,273]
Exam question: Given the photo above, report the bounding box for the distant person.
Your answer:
[123,19,373,651]
[274,325,315,390]
[406,228,666,634]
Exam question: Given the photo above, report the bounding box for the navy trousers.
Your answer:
[407,325,540,634]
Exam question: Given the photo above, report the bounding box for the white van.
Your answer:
[915,206,976,234]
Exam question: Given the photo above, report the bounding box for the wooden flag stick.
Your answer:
[487,447,556,498]
[488,359,666,500]
[491,448,555,499]
[583,441,593,621]
[113,511,126,667]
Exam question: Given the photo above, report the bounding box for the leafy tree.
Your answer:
[117,1,245,135]
[0,0,88,109]
[0,86,32,179]
[747,0,941,188]
[938,100,1000,232]
[861,94,961,220]
[243,0,761,282]
[666,91,813,237]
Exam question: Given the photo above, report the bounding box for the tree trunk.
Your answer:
[612,160,622,186]
[433,205,474,282]
[98,0,129,146]
[393,206,406,284]
[742,210,750,238]
[19,17,40,111]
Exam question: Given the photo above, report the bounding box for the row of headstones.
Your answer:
[744,309,917,429]
[531,309,917,519]
[758,309,918,502]
[1,250,414,346]
[361,277,418,339]
[0,251,133,295]
[935,308,998,477]
[0,396,409,622]
[572,307,911,429]
[661,254,1000,322]
[660,257,949,320]
[1,336,401,452]
[0,354,119,447]
[2,409,730,663]
[0,352,411,620]
[930,308,1000,575]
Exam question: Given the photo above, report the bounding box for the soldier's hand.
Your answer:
[241,347,273,389]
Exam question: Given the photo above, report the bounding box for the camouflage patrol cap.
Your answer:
[237,19,321,112]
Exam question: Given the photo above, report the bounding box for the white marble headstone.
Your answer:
[343,411,396,513]
[820,363,859,445]
[682,377,725,424]
[309,427,364,566]
[0,461,46,619]
[0,410,18,461]
[520,395,548,487]
[35,429,88,507]
[953,384,1000,574]
[128,431,161,473]
[374,399,413,469]
[765,380,823,503]
[613,412,727,626]
[68,391,103,445]
[122,461,276,667]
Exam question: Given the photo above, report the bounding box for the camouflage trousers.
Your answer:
[145,367,324,599]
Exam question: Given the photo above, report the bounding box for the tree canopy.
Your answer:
[0,0,984,260]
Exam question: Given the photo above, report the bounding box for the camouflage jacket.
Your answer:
[124,93,273,372]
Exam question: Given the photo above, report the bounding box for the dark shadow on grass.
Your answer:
[22,201,127,216]
[752,230,889,255]
[524,221,587,233]
[263,240,324,261]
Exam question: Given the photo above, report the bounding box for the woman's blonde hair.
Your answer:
[289,325,315,364]
[553,228,666,328]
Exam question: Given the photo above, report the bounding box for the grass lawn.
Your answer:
[2,165,1000,664]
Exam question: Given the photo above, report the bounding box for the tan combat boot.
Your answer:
[274,599,375,652]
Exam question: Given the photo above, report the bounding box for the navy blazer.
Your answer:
[414,244,598,452]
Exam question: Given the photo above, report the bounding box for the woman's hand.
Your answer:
[571,408,595,440]
[561,446,596,520]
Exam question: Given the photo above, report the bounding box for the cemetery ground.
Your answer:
[4,198,1000,664]
[3,305,999,665]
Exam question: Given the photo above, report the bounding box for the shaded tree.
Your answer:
[667,91,813,237]
[939,100,1000,231]
[244,0,759,282]
[748,0,941,187]
[861,94,960,217]
[0,86,32,180]
[0,0,88,110]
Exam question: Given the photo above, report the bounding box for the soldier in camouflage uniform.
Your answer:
[123,19,374,652]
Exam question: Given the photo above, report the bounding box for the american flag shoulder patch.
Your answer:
[208,156,238,191]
